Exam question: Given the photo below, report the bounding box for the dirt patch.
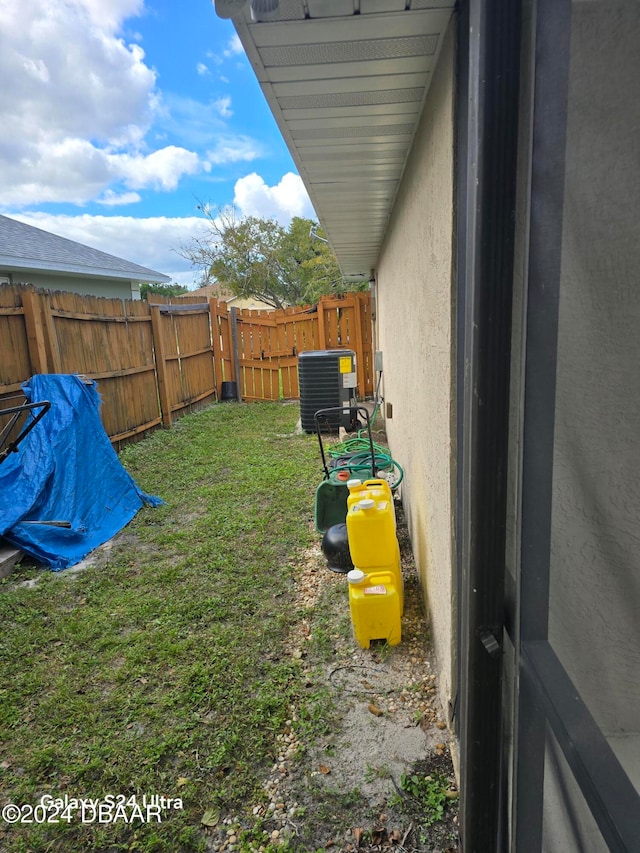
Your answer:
[212,503,459,852]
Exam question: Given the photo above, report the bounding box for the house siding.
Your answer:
[5,272,139,300]
[375,18,456,709]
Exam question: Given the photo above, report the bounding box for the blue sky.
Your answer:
[0,0,315,286]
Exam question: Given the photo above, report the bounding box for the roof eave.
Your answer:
[230,2,455,278]
[0,256,171,284]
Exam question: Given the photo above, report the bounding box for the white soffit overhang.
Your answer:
[231,0,455,279]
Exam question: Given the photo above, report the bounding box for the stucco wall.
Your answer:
[547,0,640,777]
[503,4,639,846]
[8,272,138,300]
[375,19,456,705]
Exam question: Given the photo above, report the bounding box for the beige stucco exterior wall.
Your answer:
[374,19,456,707]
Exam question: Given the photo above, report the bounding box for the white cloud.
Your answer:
[97,190,142,206]
[115,146,202,191]
[155,93,240,149]
[22,56,50,84]
[223,33,244,57]
[0,138,204,208]
[0,1,156,145]
[206,137,262,166]
[233,173,315,223]
[0,0,210,209]
[196,62,209,76]
[10,212,211,287]
[206,33,245,68]
[71,0,145,33]
[214,96,233,119]
[205,50,223,67]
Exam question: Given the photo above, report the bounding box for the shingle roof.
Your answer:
[0,215,170,283]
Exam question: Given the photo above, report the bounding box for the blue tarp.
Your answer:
[0,374,163,570]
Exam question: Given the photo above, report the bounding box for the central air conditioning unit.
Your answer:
[298,350,357,433]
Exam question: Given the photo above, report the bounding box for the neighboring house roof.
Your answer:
[0,215,170,284]
[184,283,275,311]
[226,0,455,280]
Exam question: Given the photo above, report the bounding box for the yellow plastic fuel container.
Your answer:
[346,479,369,510]
[365,479,396,528]
[347,478,394,509]
[346,497,403,611]
[363,477,394,502]
[347,569,401,649]
[347,497,397,568]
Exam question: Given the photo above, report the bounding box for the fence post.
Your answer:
[43,291,62,373]
[150,304,172,427]
[39,291,62,373]
[229,307,242,401]
[351,293,366,395]
[316,297,327,350]
[21,289,49,375]
[209,298,223,399]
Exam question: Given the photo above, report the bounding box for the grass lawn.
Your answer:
[0,401,328,852]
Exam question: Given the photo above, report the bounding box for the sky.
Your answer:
[0,0,315,288]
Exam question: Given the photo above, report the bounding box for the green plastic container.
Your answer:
[314,479,349,533]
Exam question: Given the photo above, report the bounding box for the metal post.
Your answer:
[456,0,523,849]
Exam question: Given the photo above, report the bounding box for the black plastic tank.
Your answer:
[321,523,354,573]
[220,381,238,401]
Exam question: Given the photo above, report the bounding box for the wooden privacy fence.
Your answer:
[0,285,373,444]
[232,292,373,401]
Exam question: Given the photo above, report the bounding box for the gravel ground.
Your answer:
[211,500,460,853]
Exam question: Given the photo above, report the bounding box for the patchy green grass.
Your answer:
[0,402,327,853]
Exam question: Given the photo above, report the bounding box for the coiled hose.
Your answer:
[325,401,404,489]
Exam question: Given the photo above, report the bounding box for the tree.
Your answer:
[179,204,356,309]
[140,282,189,300]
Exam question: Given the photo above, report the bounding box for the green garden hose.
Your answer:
[326,434,404,489]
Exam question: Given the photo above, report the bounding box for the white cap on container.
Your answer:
[358,498,375,510]
[347,478,363,489]
[347,569,365,584]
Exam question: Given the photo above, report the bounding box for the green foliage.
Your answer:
[179,204,362,308]
[398,771,452,827]
[279,216,345,306]
[140,282,189,299]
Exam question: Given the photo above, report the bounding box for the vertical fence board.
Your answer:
[39,292,62,373]
[351,294,366,395]
[150,305,172,428]
[217,302,233,383]
[317,301,327,349]
[0,286,31,393]
[209,298,223,398]
[280,356,298,398]
[21,289,49,375]
[359,292,374,396]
